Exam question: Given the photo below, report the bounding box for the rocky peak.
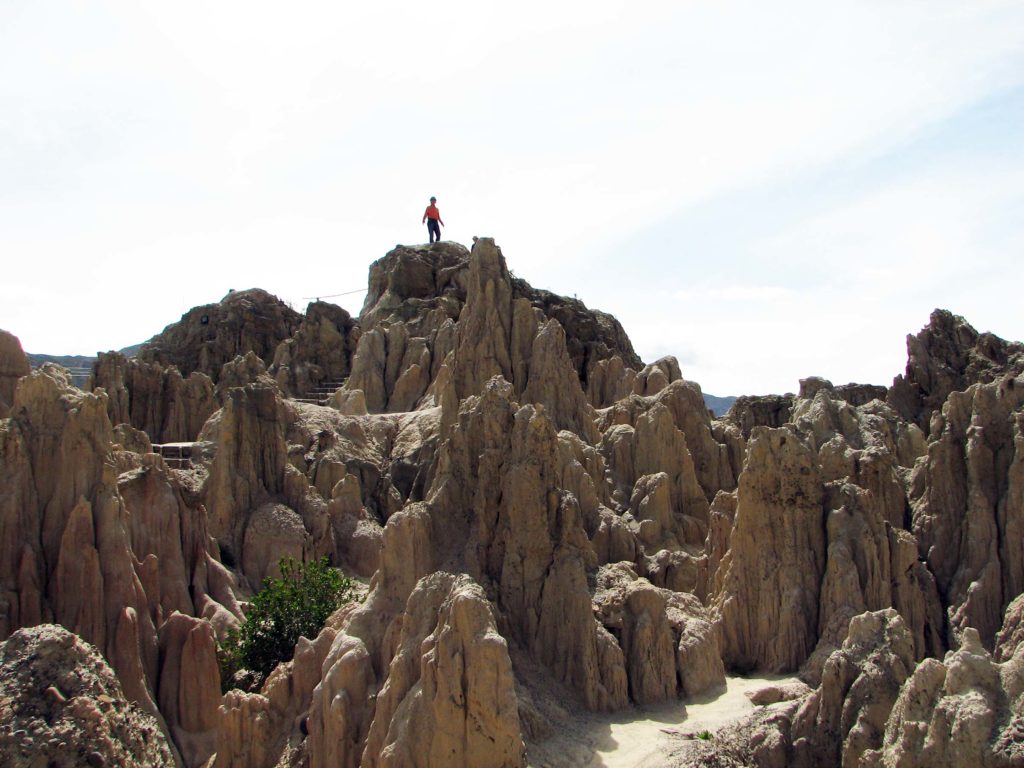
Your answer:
[138,288,304,382]
[0,329,30,418]
[888,308,1024,432]
[360,243,470,334]
[347,239,643,417]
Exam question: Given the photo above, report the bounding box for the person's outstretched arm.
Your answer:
[439,216,445,226]
[422,209,428,224]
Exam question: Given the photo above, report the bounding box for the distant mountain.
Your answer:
[27,344,143,371]
[26,353,97,370]
[702,393,737,416]
[118,343,144,358]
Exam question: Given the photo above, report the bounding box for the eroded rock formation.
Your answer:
[0,329,30,418]
[139,288,304,382]
[862,628,1024,767]
[889,308,1024,433]
[3,239,1024,768]
[270,301,359,398]
[92,351,217,444]
[0,365,240,765]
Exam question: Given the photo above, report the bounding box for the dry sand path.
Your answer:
[527,675,796,768]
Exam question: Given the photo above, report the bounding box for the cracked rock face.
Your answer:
[716,425,826,673]
[862,628,1024,768]
[888,309,1024,433]
[92,351,217,444]
[359,573,524,768]
[138,288,304,383]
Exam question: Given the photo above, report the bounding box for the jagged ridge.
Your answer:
[0,237,1022,767]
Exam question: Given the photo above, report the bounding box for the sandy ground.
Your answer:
[526,675,797,768]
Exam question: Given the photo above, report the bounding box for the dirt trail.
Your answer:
[527,675,796,768]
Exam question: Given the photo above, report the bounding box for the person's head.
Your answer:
[430,196,436,204]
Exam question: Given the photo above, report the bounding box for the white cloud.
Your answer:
[0,0,1022,401]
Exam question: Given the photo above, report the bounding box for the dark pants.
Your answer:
[427,219,441,243]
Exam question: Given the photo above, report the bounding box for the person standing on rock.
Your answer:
[422,196,444,243]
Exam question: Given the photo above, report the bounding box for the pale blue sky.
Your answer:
[2,1,1022,395]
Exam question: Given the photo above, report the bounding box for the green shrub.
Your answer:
[220,556,358,689]
[696,729,714,741]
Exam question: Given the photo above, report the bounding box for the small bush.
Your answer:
[220,557,358,689]
[696,729,714,741]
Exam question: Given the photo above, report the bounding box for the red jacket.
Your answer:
[423,205,443,225]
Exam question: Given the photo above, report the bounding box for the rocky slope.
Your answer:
[0,237,1022,767]
[0,624,176,767]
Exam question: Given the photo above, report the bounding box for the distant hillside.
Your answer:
[702,393,737,416]
[27,344,142,370]
[26,353,97,369]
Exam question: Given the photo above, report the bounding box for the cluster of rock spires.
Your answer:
[0,237,1022,767]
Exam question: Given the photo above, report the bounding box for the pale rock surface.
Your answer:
[92,351,217,443]
[346,239,638,419]
[113,422,153,455]
[995,593,1024,662]
[509,272,641,388]
[788,384,941,679]
[862,627,1024,767]
[213,691,274,768]
[593,564,680,704]
[306,628,376,768]
[198,371,442,584]
[11,239,1024,768]
[360,573,525,768]
[117,453,233,625]
[0,624,175,768]
[587,354,638,408]
[716,426,826,673]
[328,387,369,415]
[447,239,518,402]
[439,381,627,709]
[158,612,221,767]
[342,377,629,718]
[242,502,308,587]
[632,355,682,397]
[835,382,889,407]
[520,318,601,442]
[201,378,293,563]
[359,243,469,335]
[0,365,245,764]
[746,680,813,706]
[724,393,794,439]
[270,300,358,397]
[601,401,709,542]
[216,352,270,401]
[789,609,917,768]
[216,614,342,768]
[593,562,726,703]
[345,243,466,414]
[0,368,160,706]
[911,374,1024,649]
[652,378,742,499]
[705,489,737,601]
[597,379,742,504]
[669,611,920,768]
